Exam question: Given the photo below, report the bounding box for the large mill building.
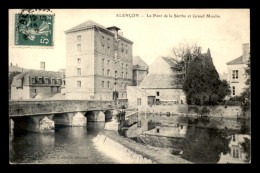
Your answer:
[64,20,135,100]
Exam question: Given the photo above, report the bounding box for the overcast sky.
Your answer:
[9,9,250,74]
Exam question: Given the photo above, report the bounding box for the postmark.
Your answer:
[14,12,54,47]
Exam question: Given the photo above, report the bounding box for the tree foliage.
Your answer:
[182,47,230,105]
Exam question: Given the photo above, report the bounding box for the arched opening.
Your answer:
[85,111,95,122]
[104,110,113,122]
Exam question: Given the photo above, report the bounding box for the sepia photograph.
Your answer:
[8,8,250,164]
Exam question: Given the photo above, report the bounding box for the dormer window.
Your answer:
[38,77,43,84]
[31,77,36,84]
[44,77,49,84]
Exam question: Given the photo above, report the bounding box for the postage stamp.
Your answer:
[14,13,54,46]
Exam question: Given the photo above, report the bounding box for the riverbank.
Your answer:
[93,130,191,164]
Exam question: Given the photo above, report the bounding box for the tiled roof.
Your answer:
[65,20,111,33]
[161,57,178,67]
[139,74,183,89]
[9,66,27,73]
[226,56,245,65]
[11,69,63,87]
[133,56,148,70]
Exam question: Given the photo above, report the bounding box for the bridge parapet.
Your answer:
[9,100,124,117]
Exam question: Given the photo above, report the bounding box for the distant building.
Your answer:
[132,56,149,86]
[226,43,250,97]
[11,63,64,100]
[218,134,251,163]
[139,57,186,104]
[64,20,133,100]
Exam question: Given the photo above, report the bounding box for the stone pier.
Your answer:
[53,112,87,126]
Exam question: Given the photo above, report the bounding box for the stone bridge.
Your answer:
[9,99,128,133]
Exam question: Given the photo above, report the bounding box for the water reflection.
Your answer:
[180,117,250,163]
[9,122,116,164]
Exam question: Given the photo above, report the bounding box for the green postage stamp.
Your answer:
[15,13,54,46]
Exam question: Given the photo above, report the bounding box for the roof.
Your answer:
[139,74,183,89]
[65,20,109,33]
[229,134,250,147]
[128,86,155,96]
[161,57,178,67]
[11,69,63,87]
[106,26,121,31]
[133,56,148,70]
[9,65,27,73]
[226,56,245,65]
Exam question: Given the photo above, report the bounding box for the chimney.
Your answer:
[242,43,250,63]
[40,62,45,71]
[118,32,123,36]
[106,26,121,39]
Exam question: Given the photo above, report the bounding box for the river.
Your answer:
[9,122,117,164]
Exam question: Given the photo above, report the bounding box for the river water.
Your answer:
[9,122,117,164]
[9,118,250,164]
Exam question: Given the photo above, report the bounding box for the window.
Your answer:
[77,68,81,75]
[126,72,128,79]
[77,44,81,51]
[156,128,160,133]
[38,77,43,84]
[44,77,49,84]
[51,87,53,92]
[232,86,236,96]
[77,58,81,63]
[77,35,81,42]
[31,77,36,84]
[156,91,160,96]
[122,63,124,69]
[137,98,142,106]
[122,72,124,78]
[102,59,105,67]
[115,71,117,78]
[101,36,105,46]
[125,45,128,54]
[102,81,104,88]
[107,38,110,48]
[107,69,110,76]
[233,149,239,158]
[102,68,105,75]
[58,79,62,85]
[35,89,37,93]
[52,79,56,84]
[126,64,128,70]
[107,60,110,66]
[232,70,238,79]
[77,81,81,87]
[107,81,110,88]
[121,43,124,53]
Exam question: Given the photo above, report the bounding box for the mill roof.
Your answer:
[139,74,183,89]
[226,56,245,65]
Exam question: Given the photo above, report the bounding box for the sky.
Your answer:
[9,9,250,74]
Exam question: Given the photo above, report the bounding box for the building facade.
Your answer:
[138,56,186,104]
[11,69,63,100]
[65,20,134,100]
[132,56,149,86]
[226,43,250,97]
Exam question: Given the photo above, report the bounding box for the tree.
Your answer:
[172,43,202,79]
[183,48,230,105]
[241,56,251,112]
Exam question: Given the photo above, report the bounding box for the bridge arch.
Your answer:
[85,111,95,122]
[104,110,113,122]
